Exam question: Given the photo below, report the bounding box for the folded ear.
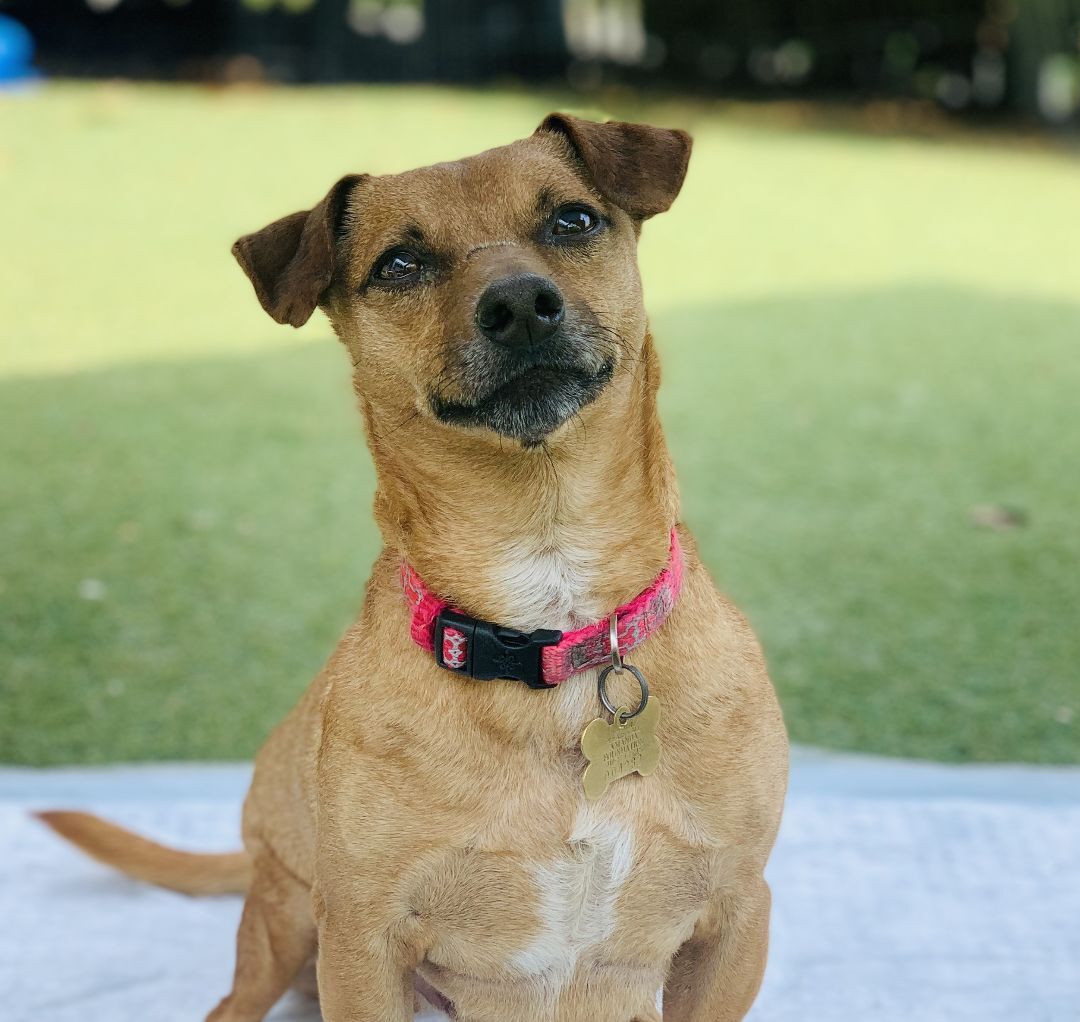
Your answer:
[537,113,692,220]
[232,174,365,327]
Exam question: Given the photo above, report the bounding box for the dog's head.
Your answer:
[233,114,691,449]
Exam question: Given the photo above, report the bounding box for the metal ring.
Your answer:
[608,613,624,672]
[597,664,649,721]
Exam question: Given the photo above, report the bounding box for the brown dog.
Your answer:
[40,114,788,1022]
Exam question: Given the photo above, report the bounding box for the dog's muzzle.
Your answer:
[430,277,616,446]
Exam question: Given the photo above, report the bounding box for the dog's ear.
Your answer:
[537,113,692,220]
[232,174,365,327]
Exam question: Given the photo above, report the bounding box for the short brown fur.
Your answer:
[41,114,787,1022]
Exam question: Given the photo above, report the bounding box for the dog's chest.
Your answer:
[419,799,711,1009]
[507,807,637,977]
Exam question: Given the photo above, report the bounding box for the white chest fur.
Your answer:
[508,806,635,989]
[491,535,602,632]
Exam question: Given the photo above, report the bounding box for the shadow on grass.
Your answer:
[1,340,376,765]
[2,283,1078,764]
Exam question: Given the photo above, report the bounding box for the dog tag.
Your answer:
[581,697,661,801]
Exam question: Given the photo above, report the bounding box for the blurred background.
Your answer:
[6,0,1080,123]
[1,1,1077,768]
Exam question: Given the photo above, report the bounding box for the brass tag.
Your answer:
[581,698,661,801]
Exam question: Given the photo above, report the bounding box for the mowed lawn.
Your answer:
[2,83,1078,765]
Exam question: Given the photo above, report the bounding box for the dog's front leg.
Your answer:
[313,887,416,1022]
[662,878,771,1022]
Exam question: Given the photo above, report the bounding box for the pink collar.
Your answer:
[400,529,683,689]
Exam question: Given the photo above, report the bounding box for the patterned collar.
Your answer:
[400,530,683,689]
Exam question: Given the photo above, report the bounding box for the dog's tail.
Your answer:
[35,810,253,896]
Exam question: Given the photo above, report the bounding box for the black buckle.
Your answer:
[434,608,563,689]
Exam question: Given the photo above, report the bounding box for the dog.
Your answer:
[39,113,788,1022]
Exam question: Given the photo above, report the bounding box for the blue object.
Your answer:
[0,14,37,85]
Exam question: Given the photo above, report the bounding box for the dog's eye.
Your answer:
[551,206,601,239]
[374,250,422,284]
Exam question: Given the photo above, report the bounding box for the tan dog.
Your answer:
[40,114,788,1022]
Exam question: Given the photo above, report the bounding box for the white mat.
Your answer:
[2,751,1078,1022]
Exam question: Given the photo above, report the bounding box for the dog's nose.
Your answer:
[475,273,565,346]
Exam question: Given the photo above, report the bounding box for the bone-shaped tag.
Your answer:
[581,697,661,801]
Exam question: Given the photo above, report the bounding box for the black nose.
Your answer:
[475,273,565,346]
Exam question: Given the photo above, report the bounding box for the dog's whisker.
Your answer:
[370,408,421,443]
[539,439,562,518]
[571,409,589,446]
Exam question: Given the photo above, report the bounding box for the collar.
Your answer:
[400,529,683,689]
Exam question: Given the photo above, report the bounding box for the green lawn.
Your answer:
[2,83,1078,765]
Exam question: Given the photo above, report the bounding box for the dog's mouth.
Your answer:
[430,356,615,448]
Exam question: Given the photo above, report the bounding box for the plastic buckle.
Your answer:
[434,609,562,689]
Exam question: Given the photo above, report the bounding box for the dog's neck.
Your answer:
[363,334,678,631]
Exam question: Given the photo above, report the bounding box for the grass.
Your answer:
[1,82,1078,765]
